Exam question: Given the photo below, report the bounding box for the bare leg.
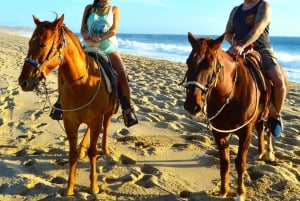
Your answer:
[265,67,286,118]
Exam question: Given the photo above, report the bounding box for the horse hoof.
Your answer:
[255,152,265,160]
[89,185,100,194]
[263,151,275,162]
[220,193,228,198]
[236,194,245,201]
[65,189,75,196]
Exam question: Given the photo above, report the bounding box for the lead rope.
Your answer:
[207,57,259,133]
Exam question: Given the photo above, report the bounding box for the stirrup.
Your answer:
[49,102,63,120]
[122,108,138,128]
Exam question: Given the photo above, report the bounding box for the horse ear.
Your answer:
[188,32,197,45]
[211,33,226,50]
[55,14,64,29]
[32,15,40,25]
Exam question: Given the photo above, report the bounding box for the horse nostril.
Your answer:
[184,101,201,114]
[19,80,28,89]
[194,105,201,113]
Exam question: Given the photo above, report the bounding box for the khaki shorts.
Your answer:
[256,47,280,70]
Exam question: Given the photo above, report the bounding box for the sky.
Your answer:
[0,0,299,36]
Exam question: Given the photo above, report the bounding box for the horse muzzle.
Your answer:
[18,76,39,91]
[184,100,202,115]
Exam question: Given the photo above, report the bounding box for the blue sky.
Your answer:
[0,0,299,36]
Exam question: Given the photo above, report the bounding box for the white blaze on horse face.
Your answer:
[196,54,205,66]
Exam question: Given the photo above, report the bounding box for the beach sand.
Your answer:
[0,30,299,201]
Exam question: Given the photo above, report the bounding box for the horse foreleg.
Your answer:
[79,128,90,159]
[235,127,252,201]
[64,123,80,196]
[255,121,265,160]
[214,133,231,197]
[88,120,103,194]
[102,113,113,155]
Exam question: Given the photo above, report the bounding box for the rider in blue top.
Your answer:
[80,0,138,127]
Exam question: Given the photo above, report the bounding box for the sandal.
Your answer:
[122,108,138,127]
[49,102,63,120]
[268,116,283,137]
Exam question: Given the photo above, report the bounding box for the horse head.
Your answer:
[18,14,65,91]
[183,32,226,115]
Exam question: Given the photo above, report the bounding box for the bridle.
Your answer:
[181,49,259,133]
[23,26,104,113]
[25,26,67,79]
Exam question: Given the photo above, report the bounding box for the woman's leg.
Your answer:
[108,52,138,127]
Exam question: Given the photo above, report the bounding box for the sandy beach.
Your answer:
[0,30,299,201]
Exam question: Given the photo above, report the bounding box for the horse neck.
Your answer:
[213,50,237,96]
[60,33,88,84]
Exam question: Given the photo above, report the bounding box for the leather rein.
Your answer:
[24,26,103,113]
[181,51,259,133]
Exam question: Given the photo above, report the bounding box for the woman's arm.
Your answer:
[80,5,92,40]
[101,6,120,41]
[225,6,239,46]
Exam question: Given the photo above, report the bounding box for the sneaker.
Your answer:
[122,108,138,127]
[269,116,283,137]
[49,102,63,120]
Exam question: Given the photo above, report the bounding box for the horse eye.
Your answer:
[39,43,46,48]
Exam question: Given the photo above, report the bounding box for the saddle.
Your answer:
[244,50,266,92]
[85,47,119,113]
[85,48,118,95]
[243,50,272,120]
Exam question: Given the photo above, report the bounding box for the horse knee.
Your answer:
[87,147,97,159]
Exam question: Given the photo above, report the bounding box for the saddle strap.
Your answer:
[86,48,118,94]
[245,51,266,92]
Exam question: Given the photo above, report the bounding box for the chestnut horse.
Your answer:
[18,15,117,195]
[182,32,285,200]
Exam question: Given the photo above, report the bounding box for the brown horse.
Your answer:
[18,15,117,195]
[182,32,285,200]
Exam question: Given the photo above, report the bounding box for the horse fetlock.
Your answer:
[236,193,245,201]
[65,186,75,196]
[89,184,100,194]
[263,151,275,162]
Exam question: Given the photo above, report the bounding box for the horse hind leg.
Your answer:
[101,112,114,155]
[79,128,90,159]
[255,120,265,160]
[264,126,275,162]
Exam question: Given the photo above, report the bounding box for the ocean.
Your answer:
[115,33,300,84]
[21,31,300,83]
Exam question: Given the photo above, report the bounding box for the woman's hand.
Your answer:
[228,45,244,56]
[91,35,102,43]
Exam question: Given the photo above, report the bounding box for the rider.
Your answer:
[225,0,286,137]
[50,0,138,128]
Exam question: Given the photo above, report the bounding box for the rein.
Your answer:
[183,50,259,133]
[25,26,104,113]
[25,28,66,75]
[207,57,259,133]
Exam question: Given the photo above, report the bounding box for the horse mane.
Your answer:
[63,25,86,57]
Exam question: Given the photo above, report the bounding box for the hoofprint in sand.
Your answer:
[0,31,299,201]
